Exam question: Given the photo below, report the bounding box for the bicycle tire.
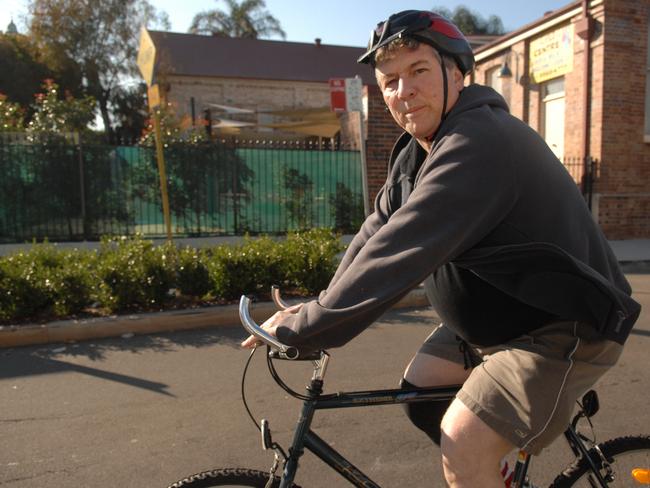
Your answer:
[549,435,650,487]
[166,467,302,488]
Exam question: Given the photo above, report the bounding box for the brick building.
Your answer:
[470,0,649,239]
[145,31,375,143]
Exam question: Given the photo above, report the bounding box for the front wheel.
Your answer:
[167,467,302,488]
[549,435,650,487]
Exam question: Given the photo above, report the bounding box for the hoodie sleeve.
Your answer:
[325,184,391,294]
[276,126,519,350]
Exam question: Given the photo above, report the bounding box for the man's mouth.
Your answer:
[405,106,424,116]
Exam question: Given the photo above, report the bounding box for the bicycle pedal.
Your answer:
[261,419,272,450]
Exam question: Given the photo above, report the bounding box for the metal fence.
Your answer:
[0,138,364,243]
[561,156,598,210]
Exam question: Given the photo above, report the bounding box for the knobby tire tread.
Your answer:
[548,435,650,487]
[166,467,302,488]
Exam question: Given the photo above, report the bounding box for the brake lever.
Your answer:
[271,285,290,311]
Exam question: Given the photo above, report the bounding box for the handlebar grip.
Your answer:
[239,295,299,360]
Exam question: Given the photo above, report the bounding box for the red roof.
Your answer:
[149,31,376,86]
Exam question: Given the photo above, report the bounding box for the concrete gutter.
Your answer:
[0,287,428,349]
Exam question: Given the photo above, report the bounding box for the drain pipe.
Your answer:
[576,0,593,198]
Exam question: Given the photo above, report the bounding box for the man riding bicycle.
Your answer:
[243,10,641,487]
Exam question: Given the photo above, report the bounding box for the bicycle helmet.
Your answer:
[357,10,474,76]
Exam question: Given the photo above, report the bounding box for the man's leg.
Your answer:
[440,399,514,487]
[401,329,470,446]
[404,352,513,486]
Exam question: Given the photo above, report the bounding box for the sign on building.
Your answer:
[529,24,574,84]
[329,77,363,112]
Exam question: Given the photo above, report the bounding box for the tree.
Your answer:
[282,166,314,230]
[111,83,149,143]
[27,79,95,136]
[189,0,286,39]
[0,94,24,132]
[0,33,52,110]
[27,0,170,141]
[432,5,505,35]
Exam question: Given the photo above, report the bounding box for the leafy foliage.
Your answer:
[282,166,314,230]
[0,243,94,321]
[27,0,170,140]
[432,5,505,35]
[94,236,176,311]
[189,0,286,39]
[0,231,344,324]
[0,31,77,113]
[329,182,364,234]
[0,94,24,132]
[26,80,95,136]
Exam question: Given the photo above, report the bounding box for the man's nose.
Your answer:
[397,78,416,100]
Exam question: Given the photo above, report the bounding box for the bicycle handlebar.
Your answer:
[239,295,300,360]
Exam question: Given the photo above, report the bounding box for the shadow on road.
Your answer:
[1,355,175,396]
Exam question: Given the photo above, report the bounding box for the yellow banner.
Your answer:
[529,24,574,84]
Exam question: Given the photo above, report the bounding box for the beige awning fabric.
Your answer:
[208,103,255,114]
[208,105,341,138]
[262,106,340,137]
[212,119,256,128]
[260,120,340,138]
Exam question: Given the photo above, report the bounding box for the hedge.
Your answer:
[0,229,344,324]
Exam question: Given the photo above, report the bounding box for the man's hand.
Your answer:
[240,302,303,349]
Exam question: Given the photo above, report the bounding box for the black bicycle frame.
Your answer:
[277,380,461,488]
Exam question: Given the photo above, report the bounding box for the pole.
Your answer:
[357,109,370,217]
[153,110,173,241]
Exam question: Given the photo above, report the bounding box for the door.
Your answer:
[541,77,566,160]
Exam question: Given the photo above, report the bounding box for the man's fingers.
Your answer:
[241,335,260,348]
[286,303,303,313]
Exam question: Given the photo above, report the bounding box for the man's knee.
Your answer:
[440,399,514,478]
[399,378,451,446]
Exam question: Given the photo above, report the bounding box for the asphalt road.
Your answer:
[1,273,648,488]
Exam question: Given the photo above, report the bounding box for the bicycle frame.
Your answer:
[276,375,461,488]
[274,371,612,488]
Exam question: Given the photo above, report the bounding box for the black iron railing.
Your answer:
[0,138,364,243]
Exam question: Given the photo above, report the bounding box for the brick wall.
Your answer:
[472,0,650,239]
[597,0,650,238]
[364,85,403,206]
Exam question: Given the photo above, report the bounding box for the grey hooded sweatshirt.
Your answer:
[276,84,640,352]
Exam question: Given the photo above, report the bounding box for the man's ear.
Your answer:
[452,65,465,90]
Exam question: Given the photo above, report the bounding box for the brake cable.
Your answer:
[241,346,261,432]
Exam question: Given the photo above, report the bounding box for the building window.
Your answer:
[540,77,566,160]
[486,66,503,96]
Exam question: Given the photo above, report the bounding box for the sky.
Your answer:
[4,0,573,47]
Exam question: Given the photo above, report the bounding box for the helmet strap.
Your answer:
[426,54,448,143]
[440,56,448,122]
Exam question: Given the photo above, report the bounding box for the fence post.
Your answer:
[76,134,88,240]
[586,156,595,211]
[232,156,239,234]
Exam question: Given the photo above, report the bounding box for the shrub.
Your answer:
[0,243,94,321]
[95,235,176,312]
[0,230,344,324]
[177,246,213,297]
[209,235,285,300]
[282,229,343,294]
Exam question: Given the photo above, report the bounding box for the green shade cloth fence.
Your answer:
[0,140,364,243]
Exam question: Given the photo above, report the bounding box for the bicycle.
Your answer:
[168,288,650,487]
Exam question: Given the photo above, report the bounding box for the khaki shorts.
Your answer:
[418,321,623,455]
